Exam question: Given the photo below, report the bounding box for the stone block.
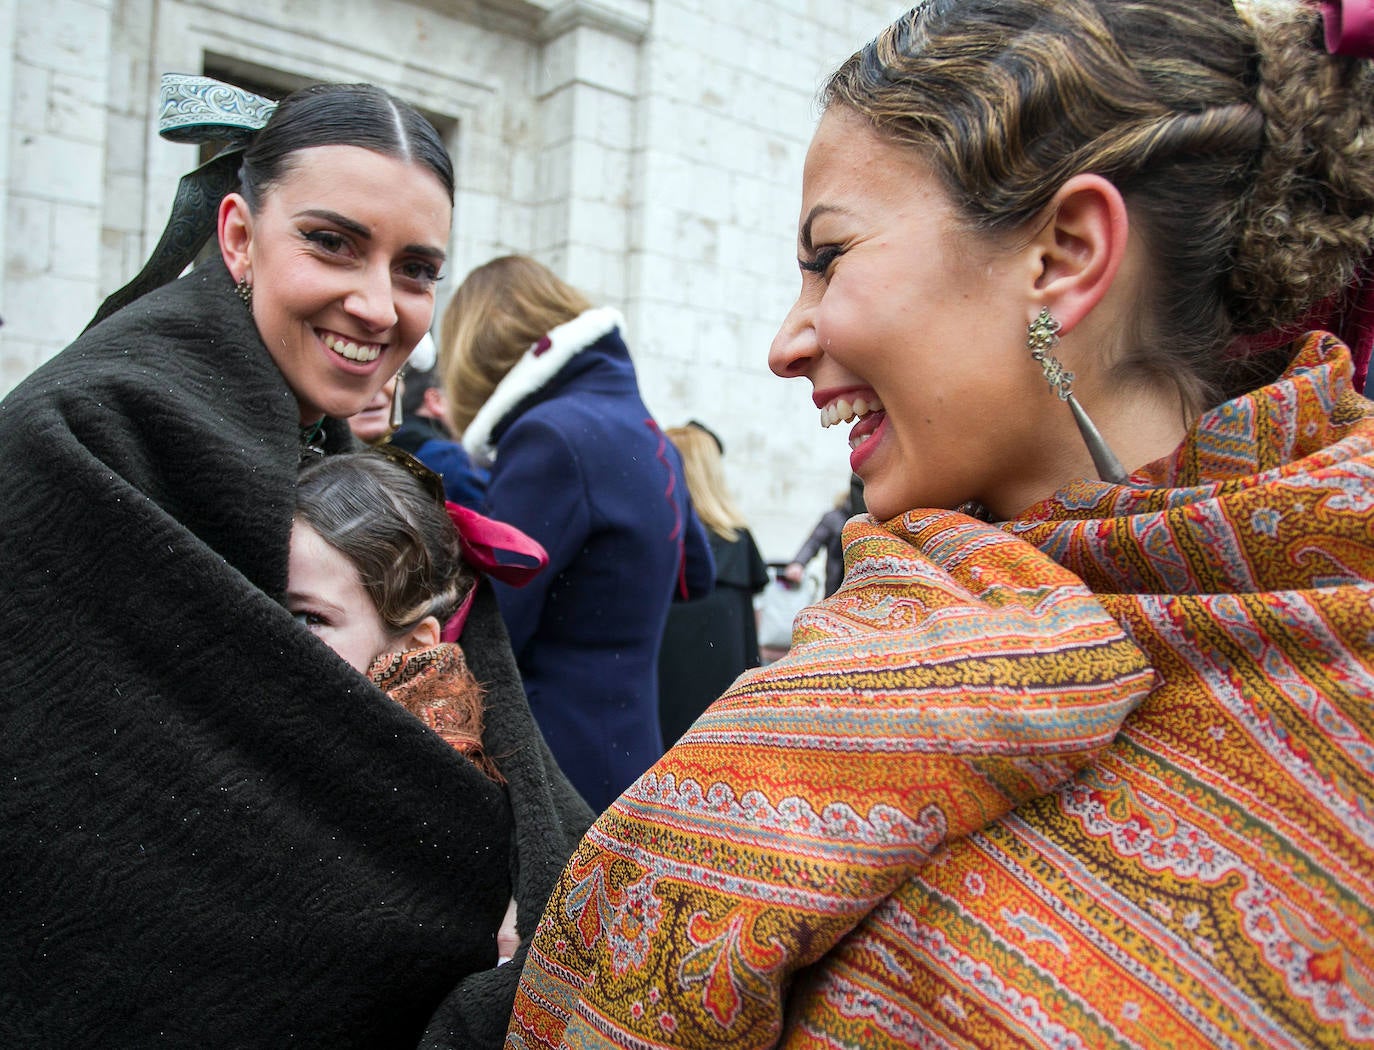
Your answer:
[577,86,635,151]
[47,71,107,144]
[455,190,500,252]
[549,23,639,97]
[103,113,146,176]
[0,337,52,398]
[5,195,53,276]
[537,85,577,145]
[52,201,101,281]
[496,198,537,253]
[12,133,104,205]
[568,197,626,253]
[532,200,571,255]
[534,140,574,204]
[5,269,97,345]
[10,62,51,135]
[15,0,112,78]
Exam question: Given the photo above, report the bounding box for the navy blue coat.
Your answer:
[390,414,489,510]
[466,311,713,812]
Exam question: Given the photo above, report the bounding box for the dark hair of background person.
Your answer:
[296,451,472,635]
[401,365,442,418]
[238,82,455,211]
[824,0,1374,411]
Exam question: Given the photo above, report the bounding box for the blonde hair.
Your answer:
[439,255,593,437]
[665,424,748,543]
[826,0,1374,410]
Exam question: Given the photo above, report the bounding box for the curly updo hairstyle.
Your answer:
[295,451,472,637]
[825,0,1374,410]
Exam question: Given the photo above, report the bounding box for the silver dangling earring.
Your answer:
[389,370,405,432]
[235,276,253,308]
[1027,308,1128,485]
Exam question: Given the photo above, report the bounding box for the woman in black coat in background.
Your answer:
[656,421,770,747]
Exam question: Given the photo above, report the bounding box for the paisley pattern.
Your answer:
[508,334,1374,1049]
[509,474,1158,1046]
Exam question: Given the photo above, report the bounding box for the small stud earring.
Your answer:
[1026,307,1128,484]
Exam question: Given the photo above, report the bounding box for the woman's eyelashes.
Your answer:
[303,228,351,257]
[399,259,443,286]
[301,228,441,288]
[799,245,843,276]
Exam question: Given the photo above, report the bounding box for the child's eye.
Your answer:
[292,610,326,630]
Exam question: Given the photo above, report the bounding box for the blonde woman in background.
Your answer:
[439,255,714,812]
[656,421,769,748]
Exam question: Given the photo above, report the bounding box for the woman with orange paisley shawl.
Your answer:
[508,2,1374,1048]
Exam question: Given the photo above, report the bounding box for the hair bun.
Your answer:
[1229,3,1374,334]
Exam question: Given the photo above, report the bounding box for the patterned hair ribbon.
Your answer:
[1320,0,1374,57]
[85,73,277,331]
[441,501,549,642]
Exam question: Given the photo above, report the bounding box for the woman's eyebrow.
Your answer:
[295,208,447,261]
[800,205,845,253]
[297,208,371,239]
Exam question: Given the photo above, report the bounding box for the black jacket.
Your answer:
[0,260,591,1049]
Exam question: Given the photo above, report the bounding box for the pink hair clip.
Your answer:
[1321,0,1374,57]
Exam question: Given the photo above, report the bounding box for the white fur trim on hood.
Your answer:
[462,306,625,468]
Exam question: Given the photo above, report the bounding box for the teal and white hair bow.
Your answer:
[88,73,277,329]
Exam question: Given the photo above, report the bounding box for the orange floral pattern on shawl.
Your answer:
[509,333,1374,1050]
[508,507,1154,1047]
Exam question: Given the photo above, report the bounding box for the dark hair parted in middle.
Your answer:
[295,450,472,636]
[238,82,454,211]
[825,0,1374,409]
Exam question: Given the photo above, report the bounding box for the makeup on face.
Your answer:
[238,145,451,423]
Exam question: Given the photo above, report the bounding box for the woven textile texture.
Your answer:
[507,332,1374,1050]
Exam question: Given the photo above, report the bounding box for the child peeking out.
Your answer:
[289,448,497,777]
[289,447,543,961]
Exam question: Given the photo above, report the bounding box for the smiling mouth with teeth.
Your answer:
[820,394,884,428]
[321,331,383,363]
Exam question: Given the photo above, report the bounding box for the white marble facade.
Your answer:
[0,0,910,557]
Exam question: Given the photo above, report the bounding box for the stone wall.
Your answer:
[0,0,910,558]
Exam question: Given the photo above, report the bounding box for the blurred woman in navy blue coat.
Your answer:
[440,256,713,812]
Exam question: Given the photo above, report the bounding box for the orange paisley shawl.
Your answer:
[509,333,1374,1049]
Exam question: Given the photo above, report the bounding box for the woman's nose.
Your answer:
[346,265,399,332]
[769,297,819,379]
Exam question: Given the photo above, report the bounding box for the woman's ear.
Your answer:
[1028,173,1129,336]
[399,615,442,653]
[217,192,254,282]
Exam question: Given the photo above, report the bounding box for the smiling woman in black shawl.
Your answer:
[0,76,591,1050]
